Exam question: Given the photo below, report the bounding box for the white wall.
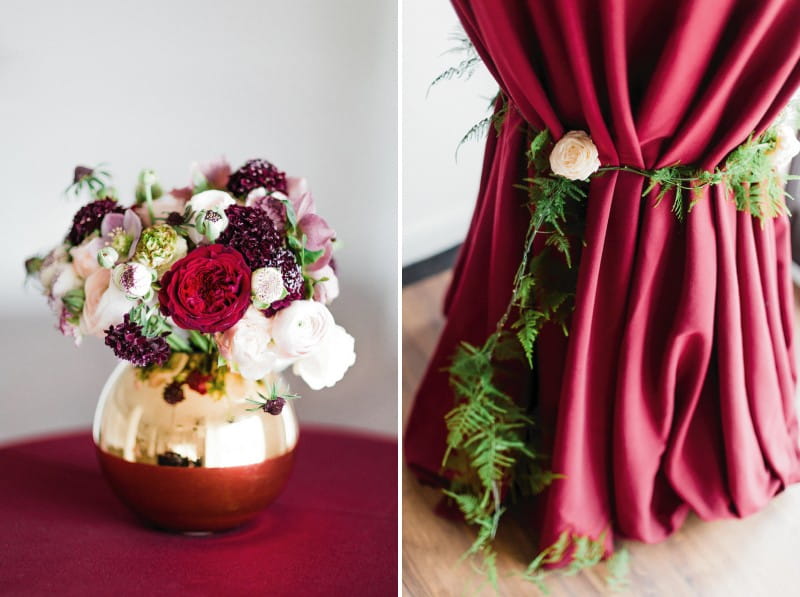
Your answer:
[402,0,498,265]
[0,0,397,440]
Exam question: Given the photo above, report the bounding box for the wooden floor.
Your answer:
[402,271,800,597]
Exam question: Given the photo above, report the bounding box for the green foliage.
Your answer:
[443,127,586,586]
[605,548,631,591]
[428,31,482,92]
[61,288,85,316]
[456,93,510,159]
[443,116,793,590]
[65,165,113,200]
[600,123,795,221]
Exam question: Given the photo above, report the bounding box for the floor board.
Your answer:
[402,271,800,597]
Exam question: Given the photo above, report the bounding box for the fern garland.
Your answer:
[441,119,796,591]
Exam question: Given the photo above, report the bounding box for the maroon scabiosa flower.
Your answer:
[260,247,304,316]
[163,381,186,405]
[227,159,287,197]
[73,165,94,184]
[217,205,282,268]
[104,314,171,367]
[166,211,185,227]
[262,396,286,416]
[68,198,124,245]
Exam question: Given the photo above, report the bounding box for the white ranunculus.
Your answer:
[186,190,236,244]
[549,130,601,180]
[309,265,340,305]
[270,300,334,359]
[50,263,82,299]
[770,123,800,171]
[80,269,132,338]
[293,324,355,390]
[216,307,280,380]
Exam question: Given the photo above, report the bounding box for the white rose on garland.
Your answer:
[293,325,356,390]
[216,306,281,380]
[270,300,334,359]
[770,123,800,170]
[549,130,601,181]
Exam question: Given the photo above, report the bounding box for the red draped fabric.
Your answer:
[405,0,800,554]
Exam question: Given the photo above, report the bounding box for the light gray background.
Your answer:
[0,0,397,443]
[402,0,497,264]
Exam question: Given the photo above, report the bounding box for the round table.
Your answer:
[0,427,397,596]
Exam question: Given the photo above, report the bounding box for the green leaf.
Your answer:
[61,288,85,315]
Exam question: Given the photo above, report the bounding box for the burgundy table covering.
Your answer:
[0,428,397,596]
[406,0,800,555]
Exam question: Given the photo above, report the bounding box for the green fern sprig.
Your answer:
[443,128,587,587]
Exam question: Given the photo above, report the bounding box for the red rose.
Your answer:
[159,244,251,333]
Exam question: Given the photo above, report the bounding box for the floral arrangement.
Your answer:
[25,158,355,411]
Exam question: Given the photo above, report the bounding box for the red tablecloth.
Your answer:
[0,428,397,596]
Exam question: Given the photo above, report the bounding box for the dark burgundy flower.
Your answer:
[262,397,286,416]
[68,198,124,245]
[104,314,170,367]
[73,165,94,184]
[260,247,304,316]
[227,159,287,197]
[186,370,212,394]
[166,211,185,226]
[163,381,185,405]
[158,244,251,333]
[217,204,282,269]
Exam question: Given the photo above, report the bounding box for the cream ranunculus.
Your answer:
[270,300,334,359]
[549,130,601,180]
[216,306,280,380]
[80,269,133,338]
[293,324,355,390]
[770,123,800,171]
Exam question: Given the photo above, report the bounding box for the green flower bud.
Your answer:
[97,246,119,269]
[194,207,229,242]
[25,256,43,276]
[135,169,163,204]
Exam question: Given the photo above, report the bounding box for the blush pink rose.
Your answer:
[80,269,131,338]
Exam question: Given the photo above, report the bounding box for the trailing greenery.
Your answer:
[442,129,588,587]
[441,119,796,591]
[597,126,797,221]
[437,32,798,593]
[428,31,482,92]
[65,164,113,200]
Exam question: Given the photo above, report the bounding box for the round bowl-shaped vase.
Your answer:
[93,362,299,532]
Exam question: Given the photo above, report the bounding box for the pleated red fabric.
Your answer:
[405,0,800,553]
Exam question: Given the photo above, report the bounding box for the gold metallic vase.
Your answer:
[93,362,299,532]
